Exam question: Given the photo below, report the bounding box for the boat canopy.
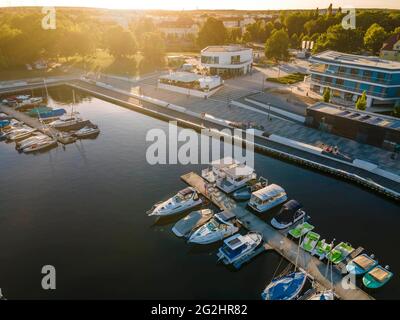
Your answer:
[216,210,236,221]
[252,184,286,201]
[283,200,302,212]
[223,234,245,250]
[210,157,239,170]
[223,164,254,178]
[369,266,391,282]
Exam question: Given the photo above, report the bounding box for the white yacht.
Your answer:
[217,232,263,265]
[8,128,37,141]
[188,211,239,244]
[201,157,239,183]
[216,164,257,194]
[248,184,287,213]
[147,187,202,217]
[23,139,57,153]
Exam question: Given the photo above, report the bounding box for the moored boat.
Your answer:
[16,134,50,150]
[301,231,320,253]
[346,254,378,275]
[188,211,239,244]
[73,125,100,138]
[217,232,263,265]
[232,176,268,201]
[172,209,213,238]
[362,265,393,289]
[288,222,314,239]
[307,290,334,300]
[201,157,239,183]
[270,199,306,230]
[261,271,307,300]
[312,239,333,260]
[248,184,287,213]
[23,139,57,153]
[216,163,257,194]
[326,242,354,264]
[147,187,202,217]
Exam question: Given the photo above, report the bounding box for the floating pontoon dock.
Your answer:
[181,172,375,300]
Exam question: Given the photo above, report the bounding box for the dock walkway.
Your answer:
[181,172,374,300]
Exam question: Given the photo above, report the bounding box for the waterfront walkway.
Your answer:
[181,171,374,301]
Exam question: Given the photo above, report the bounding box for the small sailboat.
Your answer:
[262,271,307,300]
[301,231,320,253]
[172,209,213,238]
[307,290,334,300]
[217,232,263,265]
[346,254,378,275]
[147,187,202,217]
[23,139,57,153]
[270,200,306,230]
[326,242,354,264]
[248,184,287,213]
[188,211,239,244]
[362,265,393,289]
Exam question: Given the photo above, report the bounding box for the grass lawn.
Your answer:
[266,72,307,85]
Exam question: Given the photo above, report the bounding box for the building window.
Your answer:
[336,78,344,86]
[363,70,372,80]
[201,56,219,64]
[350,68,359,76]
[338,66,347,74]
[231,55,240,64]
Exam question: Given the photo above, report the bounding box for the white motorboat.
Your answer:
[49,114,84,129]
[74,126,100,138]
[8,128,37,141]
[16,134,50,150]
[201,157,239,183]
[172,209,213,238]
[23,139,57,153]
[188,211,239,244]
[270,200,306,230]
[248,184,287,213]
[217,232,263,265]
[216,163,257,194]
[147,187,202,217]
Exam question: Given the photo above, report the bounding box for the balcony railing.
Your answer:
[310,78,390,98]
[309,66,392,85]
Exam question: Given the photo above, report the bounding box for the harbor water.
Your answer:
[0,86,399,299]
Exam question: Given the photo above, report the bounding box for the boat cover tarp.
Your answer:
[353,255,375,270]
[263,272,307,300]
[253,184,285,201]
[370,267,390,282]
[173,209,212,237]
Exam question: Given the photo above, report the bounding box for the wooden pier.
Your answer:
[181,172,375,300]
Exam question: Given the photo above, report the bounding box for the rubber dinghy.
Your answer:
[262,272,307,300]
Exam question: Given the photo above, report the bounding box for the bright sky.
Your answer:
[0,0,399,10]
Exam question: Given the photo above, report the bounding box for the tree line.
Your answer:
[0,8,166,69]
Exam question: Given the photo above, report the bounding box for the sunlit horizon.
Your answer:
[1,0,399,10]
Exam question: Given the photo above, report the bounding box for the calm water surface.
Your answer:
[0,86,399,299]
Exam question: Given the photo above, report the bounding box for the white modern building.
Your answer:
[200,45,253,78]
[158,72,223,98]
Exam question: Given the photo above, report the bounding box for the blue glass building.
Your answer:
[309,51,400,109]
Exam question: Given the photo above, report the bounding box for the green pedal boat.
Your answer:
[327,242,354,264]
[288,222,314,239]
[312,239,333,260]
[301,231,320,252]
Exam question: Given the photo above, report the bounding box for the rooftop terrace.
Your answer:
[201,45,251,54]
[311,50,400,71]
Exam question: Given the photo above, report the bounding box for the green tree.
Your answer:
[314,24,363,53]
[265,29,290,62]
[290,33,300,49]
[104,26,137,58]
[364,23,387,54]
[355,91,367,110]
[197,17,227,48]
[140,32,165,66]
[322,87,331,103]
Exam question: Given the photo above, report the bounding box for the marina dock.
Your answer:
[181,171,375,300]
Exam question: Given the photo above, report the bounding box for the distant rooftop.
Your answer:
[309,102,400,131]
[201,45,251,54]
[311,50,400,71]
